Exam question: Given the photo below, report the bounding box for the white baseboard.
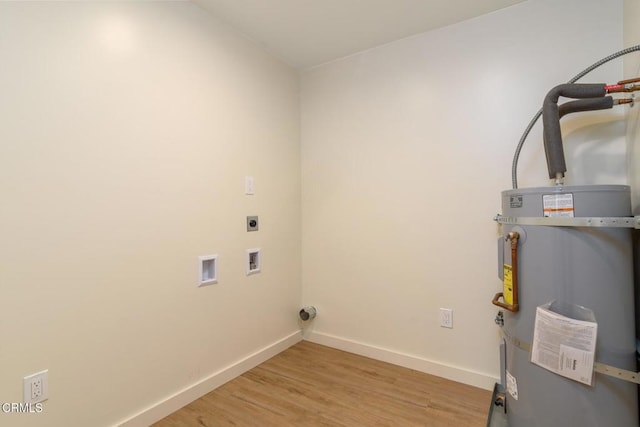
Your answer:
[305,331,497,391]
[117,330,302,427]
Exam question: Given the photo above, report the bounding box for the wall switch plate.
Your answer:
[439,308,453,328]
[247,216,259,232]
[24,370,48,404]
[246,248,261,275]
[198,255,218,286]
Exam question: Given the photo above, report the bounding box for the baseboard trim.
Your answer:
[117,330,303,427]
[305,331,497,391]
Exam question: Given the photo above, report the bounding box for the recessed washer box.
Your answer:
[198,255,218,286]
[246,248,261,275]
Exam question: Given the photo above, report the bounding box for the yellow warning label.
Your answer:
[503,264,513,305]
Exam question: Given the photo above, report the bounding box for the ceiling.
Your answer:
[193,0,524,69]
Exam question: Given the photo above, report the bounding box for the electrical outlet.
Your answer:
[439,308,453,329]
[23,370,48,404]
[246,216,259,232]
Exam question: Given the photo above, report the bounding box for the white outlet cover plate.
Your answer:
[23,370,48,404]
[439,308,453,328]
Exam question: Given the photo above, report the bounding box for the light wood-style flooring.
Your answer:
[153,341,491,426]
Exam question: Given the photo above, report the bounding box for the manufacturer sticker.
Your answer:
[510,195,523,208]
[542,193,574,217]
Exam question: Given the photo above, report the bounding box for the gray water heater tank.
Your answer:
[500,185,637,426]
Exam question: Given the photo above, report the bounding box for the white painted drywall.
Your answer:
[625,0,640,213]
[0,0,634,424]
[301,0,625,386]
[0,2,300,426]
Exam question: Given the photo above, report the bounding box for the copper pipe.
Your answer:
[614,98,634,105]
[492,292,510,311]
[492,232,520,313]
[618,77,640,85]
[508,232,520,310]
[606,83,640,93]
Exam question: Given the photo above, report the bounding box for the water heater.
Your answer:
[493,185,638,426]
[487,46,640,427]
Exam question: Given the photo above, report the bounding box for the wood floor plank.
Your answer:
[153,341,491,426]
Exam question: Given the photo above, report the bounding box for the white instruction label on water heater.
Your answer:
[506,370,518,400]
[542,193,574,217]
[531,306,597,386]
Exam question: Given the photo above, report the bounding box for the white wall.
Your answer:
[301,0,625,388]
[0,2,300,426]
[1,0,634,425]
[625,0,640,212]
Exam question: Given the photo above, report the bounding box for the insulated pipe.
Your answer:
[557,96,614,119]
[542,84,606,180]
[510,44,640,189]
[541,97,615,163]
[541,96,630,181]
